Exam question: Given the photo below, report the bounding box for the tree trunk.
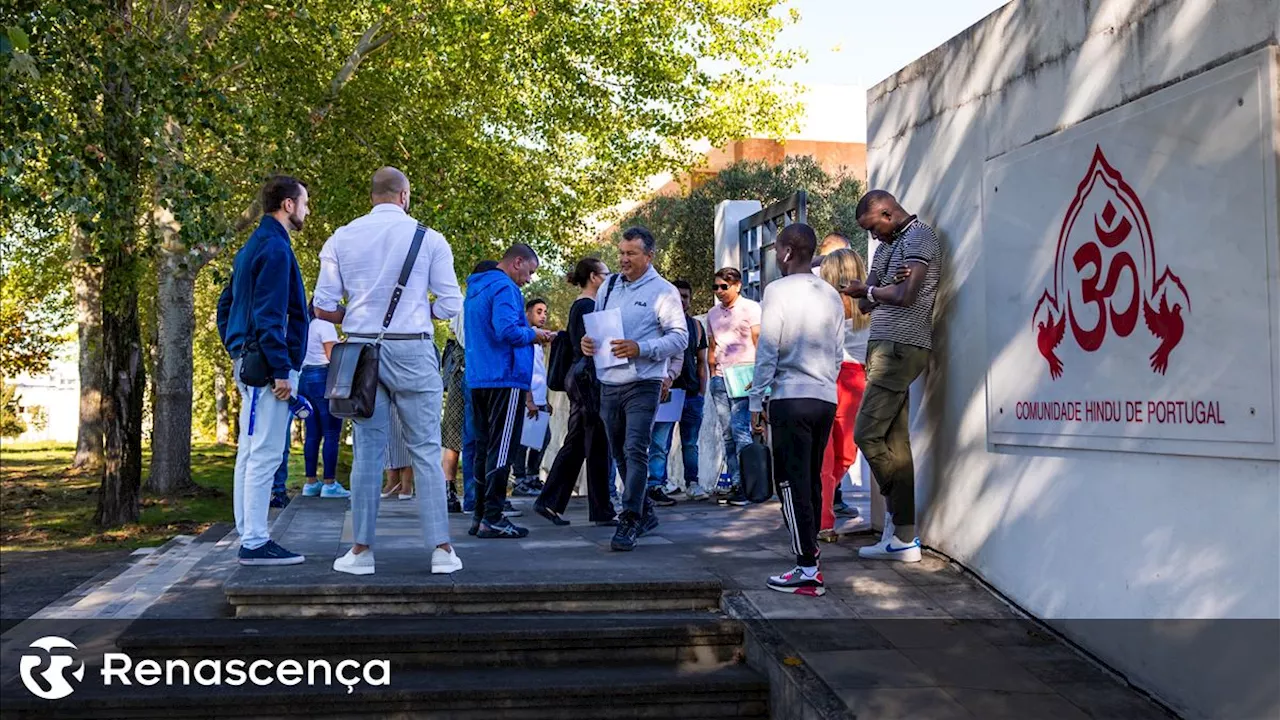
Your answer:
[94,0,145,528]
[146,209,199,493]
[214,365,230,444]
[95,245,145,527]
[71,228,105,471]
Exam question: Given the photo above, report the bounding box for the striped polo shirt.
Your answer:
[868,217,941,350]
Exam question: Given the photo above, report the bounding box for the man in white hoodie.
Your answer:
[581,226,686,552]
[750,222,845,596]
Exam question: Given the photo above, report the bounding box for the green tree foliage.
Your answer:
[611,156,866,312]
[0,381,28,438]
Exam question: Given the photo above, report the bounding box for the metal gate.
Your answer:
[737,191,807,301]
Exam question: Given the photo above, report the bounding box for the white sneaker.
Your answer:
[431,547,463,574]
[685,483,709,501]
[858,534,921,563]
[332,548,375,575]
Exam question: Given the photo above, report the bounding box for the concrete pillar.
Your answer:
[713,200,763,273]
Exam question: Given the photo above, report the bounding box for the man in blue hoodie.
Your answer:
[464,244,557,538]
[216,175,310,566]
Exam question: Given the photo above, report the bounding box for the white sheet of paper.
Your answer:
[654,388,685,423]
[583,308,627,369]
[520,410,550,449]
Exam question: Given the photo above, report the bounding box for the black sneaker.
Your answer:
[468,518,481,536]
[477,517,529,539]
[637,509,660,537]
[269,492,291,509]
[832,501,859,518]
[534,503,570,526]
[767,566,825,596]
[238,540,305,566]
[726,488,749,506]
[503,500,524,517]
[610,514,640,551]
[647,486,678,507]
[447,487,463,514]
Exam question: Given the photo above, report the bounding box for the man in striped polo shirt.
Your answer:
[838,190,941,563]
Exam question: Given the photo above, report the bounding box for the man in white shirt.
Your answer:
[312,166,464,576]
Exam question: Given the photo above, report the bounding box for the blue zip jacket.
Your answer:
[463,267,535,390]
[216,216,308,379]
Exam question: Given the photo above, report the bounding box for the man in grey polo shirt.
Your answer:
[581,226,687,551]
[313,166,464,576]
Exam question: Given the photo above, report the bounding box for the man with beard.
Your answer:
[218,175,311,566]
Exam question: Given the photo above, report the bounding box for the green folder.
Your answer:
[723,363,770,399]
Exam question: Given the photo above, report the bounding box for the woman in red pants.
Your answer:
[816,249,871,542]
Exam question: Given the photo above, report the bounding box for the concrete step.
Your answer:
[115,614,745,668]
[223,569,725,618]
[3,664,770,719]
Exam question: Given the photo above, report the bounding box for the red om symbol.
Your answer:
[1067,201,1139,351]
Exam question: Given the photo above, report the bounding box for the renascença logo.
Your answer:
[20,636,86,700]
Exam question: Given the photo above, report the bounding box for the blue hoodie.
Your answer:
[463,267,536,390]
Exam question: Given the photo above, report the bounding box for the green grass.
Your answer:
[0,439,353,551]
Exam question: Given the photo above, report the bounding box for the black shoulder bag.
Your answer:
[325,225,427,419]
[565,274,619,412]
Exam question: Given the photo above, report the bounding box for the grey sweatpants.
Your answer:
[348,337,450,549]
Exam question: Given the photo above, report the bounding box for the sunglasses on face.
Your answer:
[714,283,732,291]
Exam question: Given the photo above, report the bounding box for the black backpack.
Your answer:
[546,330,573,392]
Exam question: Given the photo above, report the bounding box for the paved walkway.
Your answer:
[6,488,1173,719]
[246,491,1170,720]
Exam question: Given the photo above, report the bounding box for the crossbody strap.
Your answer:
[600,273,621,310]
[376,224,428,344]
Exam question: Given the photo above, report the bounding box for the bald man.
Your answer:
[313,166,466,576]
[837,190,941,563]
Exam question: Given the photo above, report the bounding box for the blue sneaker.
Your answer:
[637,509,660,537]
[238,540,305,566]
[320,482,351,499]
[302,482,323,497]
[715,473,734,495]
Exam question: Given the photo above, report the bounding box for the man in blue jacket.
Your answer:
[464,244,556,539]
[217,175,311,566]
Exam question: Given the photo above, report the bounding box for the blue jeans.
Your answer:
[648,392,704,487]
[600,380,662,518]
[461,379,477,510]
[300,365,343,479]
[710,376,752,488]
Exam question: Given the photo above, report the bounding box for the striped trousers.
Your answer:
[770,398,836,567]
[470,387,525,525]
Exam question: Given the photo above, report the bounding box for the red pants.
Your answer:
[820,361,865,531]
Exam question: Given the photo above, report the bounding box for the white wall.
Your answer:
[865,2,1280,718]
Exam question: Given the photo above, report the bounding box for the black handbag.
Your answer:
[325,224,428,419]
[234,268,273,388]
[739,430,773,504]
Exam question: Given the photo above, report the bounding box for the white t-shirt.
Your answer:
[530,345,547,406]
[303,319,339,367]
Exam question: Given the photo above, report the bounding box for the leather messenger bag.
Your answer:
[325,224,427,419]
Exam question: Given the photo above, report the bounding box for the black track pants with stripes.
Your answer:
[471,387,526,524]
[770,398,836,567]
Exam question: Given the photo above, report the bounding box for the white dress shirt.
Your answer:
[312,204,463,334]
